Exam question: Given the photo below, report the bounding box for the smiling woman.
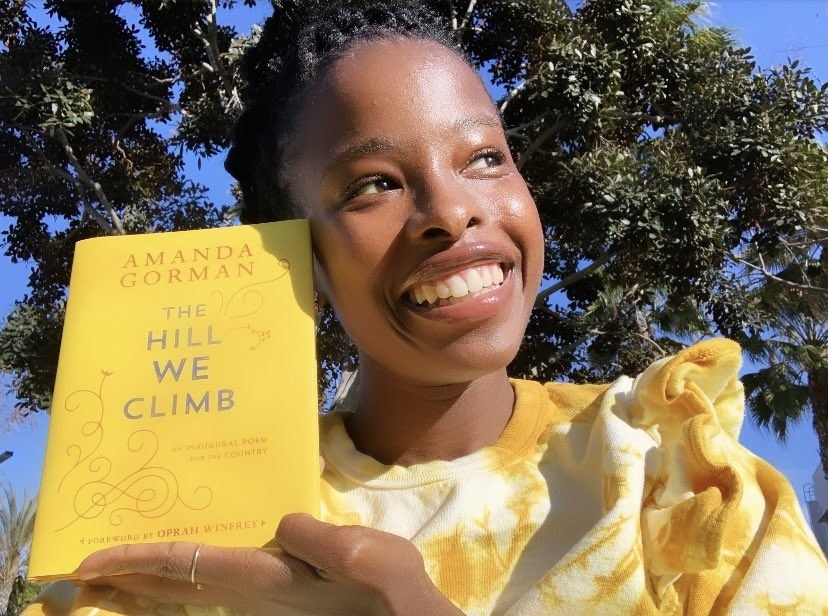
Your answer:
[284,35,544,395]
[23,1,828,615]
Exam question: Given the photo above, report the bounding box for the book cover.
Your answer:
[28,220,319,581]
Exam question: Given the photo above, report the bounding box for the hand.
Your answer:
[76,513,464,616]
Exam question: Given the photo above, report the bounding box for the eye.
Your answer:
[344,176,396,200]
[466,149,505,171]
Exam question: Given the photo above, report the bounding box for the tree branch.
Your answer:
[448,0,459,33]
[730,253,828,293]
[631,332,669,356]
[119,82,181,113]
[114,112,168,150]
[516,119,564,170]
[83,76,181,113]
[500,80,527,114]
[546,329,603,368]
[535,250,616,306]
[55,127,125,235]
[607,109,680,125]
[3,124,124,235]
[196,0,237,110]
[207,0,235,103]
[2,165,120,235]
[506,110,552,140]
[459,0,478,32]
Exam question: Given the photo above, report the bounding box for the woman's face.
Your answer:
[285,37,544,385]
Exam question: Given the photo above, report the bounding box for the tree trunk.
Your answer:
[809,366,828,482]
[0,569,17,616]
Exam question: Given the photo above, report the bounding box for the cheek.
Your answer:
[503,186,544,271]
[506,181,540,221]
[310,217,395,307]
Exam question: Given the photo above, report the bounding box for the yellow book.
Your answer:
[28,220,319,581]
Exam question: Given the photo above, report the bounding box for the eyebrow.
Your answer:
[328,137,396,169]
[324,114,505,172]
[454,116,504,130]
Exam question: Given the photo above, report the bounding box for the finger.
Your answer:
[77,541,201,582]
[78,542,319,604]
[187,544,319,593]
[276,514,415,584]
[83,573,241,608]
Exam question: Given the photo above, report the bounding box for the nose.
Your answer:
[405,170,485,242]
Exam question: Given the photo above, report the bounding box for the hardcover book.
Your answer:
[28,220,319,581]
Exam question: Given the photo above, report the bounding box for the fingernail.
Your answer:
[76,569,104,582]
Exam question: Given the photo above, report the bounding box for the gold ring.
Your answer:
[189,543,204,590]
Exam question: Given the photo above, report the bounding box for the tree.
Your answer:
[740,229,828,474]
[0,0,372,415]
[424,0,828,462]
[1,0,827,461]
[4,575,41,616]
[0,0,248,413]
[0,485,37,615]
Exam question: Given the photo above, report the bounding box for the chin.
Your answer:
[414,340,523,385]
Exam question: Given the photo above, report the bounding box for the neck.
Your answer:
[346,359,515,466]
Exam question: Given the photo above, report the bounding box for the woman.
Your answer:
[26,1,828,615]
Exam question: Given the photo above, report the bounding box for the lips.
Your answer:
[408,263,505,306]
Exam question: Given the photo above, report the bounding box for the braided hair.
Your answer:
[225,0,459,224]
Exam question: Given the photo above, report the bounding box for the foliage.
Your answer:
[740,239,828,472]
[1,0,827,463]
[4,575,42,616]
[0,484,37,616]
[421,0,828,466]
[0,0,252,413]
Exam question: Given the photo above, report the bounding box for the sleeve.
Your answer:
[629,339,828,615]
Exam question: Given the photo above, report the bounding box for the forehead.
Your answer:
[329,37,490,110]
[291,38,499,157]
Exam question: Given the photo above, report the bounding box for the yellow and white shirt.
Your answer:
[25,340,828,615]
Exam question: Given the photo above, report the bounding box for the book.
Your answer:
[28,220,319,581]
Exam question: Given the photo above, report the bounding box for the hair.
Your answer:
[225,0,460,224]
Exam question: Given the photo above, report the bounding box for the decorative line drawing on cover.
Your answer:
[56,373,213,531]
[212,258,290,319]
[58,370,110,493]
[229,325,272,350]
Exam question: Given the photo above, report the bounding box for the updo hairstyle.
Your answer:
[225,0,459,224]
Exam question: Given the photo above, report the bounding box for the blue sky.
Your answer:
[1,0,827,514]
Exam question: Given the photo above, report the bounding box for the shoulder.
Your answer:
[516,337,743,434]
[628,337,744,439]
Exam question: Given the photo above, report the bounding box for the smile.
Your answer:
[407,263,505,306]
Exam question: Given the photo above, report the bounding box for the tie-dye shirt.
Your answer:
[24,340,828,615]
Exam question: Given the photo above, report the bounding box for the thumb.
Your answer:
[275,515,455,615]
[275,514,413,584]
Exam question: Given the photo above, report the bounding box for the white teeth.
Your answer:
[408,263,506,307]
[480,266,493,287]
[435,281,452,299]
[466,269,483,293]
[447,274,468,298]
